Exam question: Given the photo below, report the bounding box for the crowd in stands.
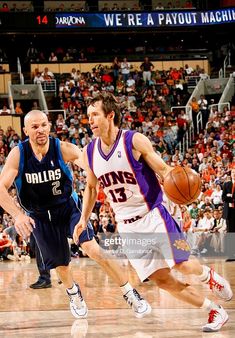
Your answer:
[0,57,234,262]
[0,1,195,13]
[0,2,33,12]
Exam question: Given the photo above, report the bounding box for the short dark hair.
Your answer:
[88,93,121,127]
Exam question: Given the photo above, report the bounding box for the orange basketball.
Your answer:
[163,166,201,205]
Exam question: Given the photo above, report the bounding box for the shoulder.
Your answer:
[132,131,149,146]
[4,146,20,168]
[60,140,82,163]
[60,140,80,153]
[131,132,153,156]
[9,145,20,157]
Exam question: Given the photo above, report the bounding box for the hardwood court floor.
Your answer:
[0,256,234,337]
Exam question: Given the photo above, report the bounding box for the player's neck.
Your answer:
[101,127,119,149]
[30,141,50,160]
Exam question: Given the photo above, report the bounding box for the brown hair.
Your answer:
[88,93,121,127]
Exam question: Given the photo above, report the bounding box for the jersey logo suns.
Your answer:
[98,171,137,188]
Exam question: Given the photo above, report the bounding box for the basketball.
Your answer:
[163,166,201,205]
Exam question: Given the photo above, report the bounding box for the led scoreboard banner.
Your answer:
[0,8,234,31]
[0,13,55,31]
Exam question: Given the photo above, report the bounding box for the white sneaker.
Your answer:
[123,289,152,318]
[200,248,208,254]
[202,306,228,332]
[67,285,88,319]
[206,268,233,301]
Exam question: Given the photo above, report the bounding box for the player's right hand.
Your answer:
[14,213,35,239]
[73,220,87,244]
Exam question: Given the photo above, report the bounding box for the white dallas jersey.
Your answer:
[87,130,163,223]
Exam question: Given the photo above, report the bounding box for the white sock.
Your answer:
[201,298,219,311]
[67,283,78,295]
[120,282,133,295]
[198,265,210,282]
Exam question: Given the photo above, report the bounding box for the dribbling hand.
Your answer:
[14,213,35,239]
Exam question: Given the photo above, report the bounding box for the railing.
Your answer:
[7,81,15,114]
[196,111,203,134]
[219,68,223,79]
[178,124,194,156]
[186,75,201,89]
[41,79,57,93]
[219,75,235,107]
[45,109,66,120]
[223,54,228,78]
[170,105,192,122]
[38,83,49,113]
[219,51,232,78]
[209,102,230,114]
[17,57,24,85]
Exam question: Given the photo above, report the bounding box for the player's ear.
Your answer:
[108,111,115,121]
[23,127,28,136]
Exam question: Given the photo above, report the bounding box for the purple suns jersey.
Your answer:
[87,130,163,223]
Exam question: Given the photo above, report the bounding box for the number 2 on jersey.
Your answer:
[52,181,62,195]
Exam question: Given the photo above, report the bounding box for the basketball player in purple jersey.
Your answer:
[0,110,151,319]
[74,93,232,332]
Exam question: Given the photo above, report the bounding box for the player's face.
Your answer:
[24,113,50,146]
[87,101,111,137]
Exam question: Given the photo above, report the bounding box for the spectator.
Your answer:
[0,3,9,12]
[49,52,58,62]
[209,209,227,254]
[0,105,11,114]
[189,201,199,220]
[41,67,54,80]
[211,184,223,207]
[140,57,154,84]
[0,233,12,260]
[15,102,24,115]
[33,72,44,84]
[120,57,131,83]
[198,94,208,128]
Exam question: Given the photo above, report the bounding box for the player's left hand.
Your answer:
[73,220,87,244]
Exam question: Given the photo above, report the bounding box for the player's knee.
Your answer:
[150,269,187,292]
[149,268,175,290]
[81,240,103,263]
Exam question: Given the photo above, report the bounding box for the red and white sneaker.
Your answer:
[206,268,233,301]
[202,306,228,332]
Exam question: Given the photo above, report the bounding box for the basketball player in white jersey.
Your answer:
[0,110,151,319]
[73,93,232,332]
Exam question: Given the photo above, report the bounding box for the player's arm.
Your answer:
[60,141,85,169]
[0,147,35,237]
[132,132,172,180]
[73,146,99,243]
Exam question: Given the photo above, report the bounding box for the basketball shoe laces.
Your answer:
[208,309,219,324]
[124,289,143,309]
[207,268,223,292]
